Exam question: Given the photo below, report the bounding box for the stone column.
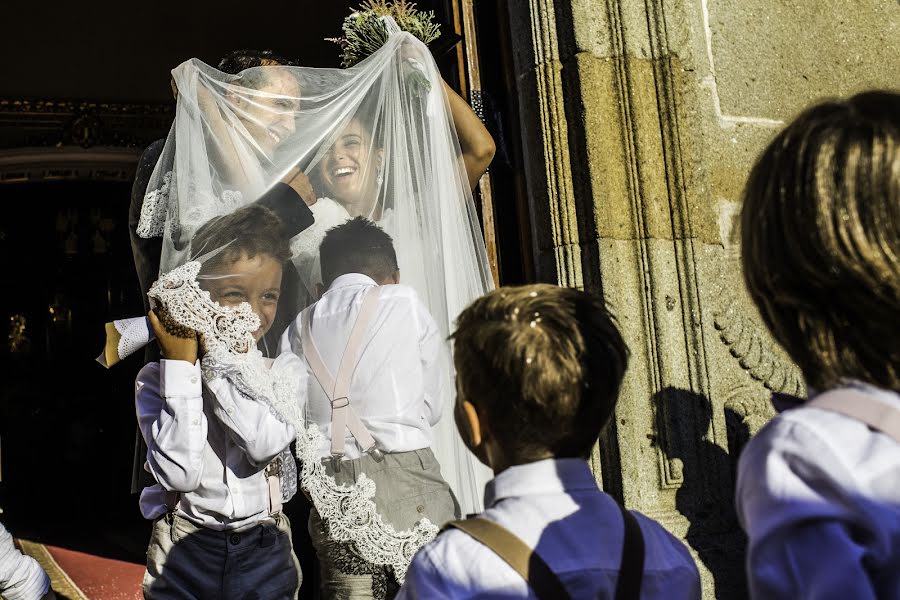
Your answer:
[506,0,899,597]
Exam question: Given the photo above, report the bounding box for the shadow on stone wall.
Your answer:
[653,387,750,599]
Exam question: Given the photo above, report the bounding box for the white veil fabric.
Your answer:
[138,19,493,578]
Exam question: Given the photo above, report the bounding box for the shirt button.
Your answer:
[227,406,234,415]
[190,376,198,385]
[416,505,425,513]
[230,533,241,545]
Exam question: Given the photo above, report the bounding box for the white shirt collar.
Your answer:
[484,458,598,507]
[325,273,378,293]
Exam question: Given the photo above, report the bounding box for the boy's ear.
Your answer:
[315,283,325,299]
[461,400,482,447]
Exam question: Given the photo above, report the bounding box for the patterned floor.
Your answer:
[16,540,143,600]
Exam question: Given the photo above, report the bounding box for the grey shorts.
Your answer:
[310,447,460,599]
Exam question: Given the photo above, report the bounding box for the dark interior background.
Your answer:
[0,1,445,100]
[0,2,479,597]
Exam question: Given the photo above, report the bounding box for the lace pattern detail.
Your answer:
[114,317,152,361]
[183,188,245,237]
[297,425,439,581]
[137,170,245,240]
[137,171,172,238]
[149,262,259,355]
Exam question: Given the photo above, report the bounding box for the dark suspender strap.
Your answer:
[444,518,570,600]
[615,504,645,600]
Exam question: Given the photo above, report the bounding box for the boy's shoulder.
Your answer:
[738,397,890,475]
[404,499,698,597]
[736,393,900,539]
[402,526,528,597]
[380,282,422,302]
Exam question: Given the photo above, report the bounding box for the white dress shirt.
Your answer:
[135,355,297,531]
[280,273,449,459]
[736,383,900,599]
[397,458,701,599]
[0,522,50,600]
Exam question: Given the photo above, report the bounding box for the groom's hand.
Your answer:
[282,167,317,207]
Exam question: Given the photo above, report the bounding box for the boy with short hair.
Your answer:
[398,284,701,599]
[136,204,302,599]
[736,91,900,598]
[281,217,459,599]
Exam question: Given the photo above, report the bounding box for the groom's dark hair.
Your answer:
[319,217,398,288]
[217,49,300,74]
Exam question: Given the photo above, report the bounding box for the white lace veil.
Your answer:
[138,20,493,579]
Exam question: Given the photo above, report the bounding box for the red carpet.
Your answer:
[16,540,143,600]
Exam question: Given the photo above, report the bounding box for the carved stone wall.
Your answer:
[505,0,899,597]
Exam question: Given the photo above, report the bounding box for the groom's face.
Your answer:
[240,69,301,156]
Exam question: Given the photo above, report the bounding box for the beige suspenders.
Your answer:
[807,387,900,444]
[444,501,645,600]
[301,286,384,467]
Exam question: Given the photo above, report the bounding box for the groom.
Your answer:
[126,49,321,598]
[129,49,315,336]
[127,49,316,490]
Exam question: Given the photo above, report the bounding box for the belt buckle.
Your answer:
[265,459,282,478]
[331,396,350,409]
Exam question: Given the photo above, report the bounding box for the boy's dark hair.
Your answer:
[191,204,291,273]
[217,49,300,74]
[319,217,398,287]
[741,90,900,392]
[452,284,629,460]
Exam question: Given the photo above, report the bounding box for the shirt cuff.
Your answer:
[160,359,202,399]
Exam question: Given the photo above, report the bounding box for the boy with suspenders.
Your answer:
[398,285,701,599]
[281,217,459,599]
[736,92,900,598]
[136,206,302,599]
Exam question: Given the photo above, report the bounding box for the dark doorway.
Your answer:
[0,179,150,561]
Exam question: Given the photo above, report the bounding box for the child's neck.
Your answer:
[488,448,556,476]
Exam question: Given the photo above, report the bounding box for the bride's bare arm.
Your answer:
[442,80,496,191]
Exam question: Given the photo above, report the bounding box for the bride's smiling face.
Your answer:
[318,119,383,215]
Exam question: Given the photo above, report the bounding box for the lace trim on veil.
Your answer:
[138,171,245,240]
[137,171,172,238]
[295,426,438,581]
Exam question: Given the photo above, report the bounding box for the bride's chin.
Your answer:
[331,189,360,208]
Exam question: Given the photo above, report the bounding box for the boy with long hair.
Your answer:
[737,91,900,598]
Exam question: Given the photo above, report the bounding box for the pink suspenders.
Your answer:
[301,286,384,464]
[808,388,900,444]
